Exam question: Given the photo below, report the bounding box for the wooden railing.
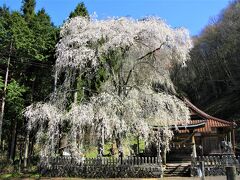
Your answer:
[40,156,161,166]
[39,156,162,178]
[191,155,240,176]
[193,155,239,166]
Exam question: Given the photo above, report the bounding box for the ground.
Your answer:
[2,177,240,180]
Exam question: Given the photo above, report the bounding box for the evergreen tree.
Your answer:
[26,8,59,102]
[31,8,58,61]
[69,2,89,19]
[21,0,36,22]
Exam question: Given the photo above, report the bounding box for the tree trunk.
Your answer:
[23,130,30,169]
[137,136,140,155]
[9,119,17,163]
[101,126,105,153]
[28,135,35,163]
[116,134,123,158]
[161,145,167,165]
[0,41,12,145]
[59,133,68,156]
[54,70,58,93]
[19,142,23,173]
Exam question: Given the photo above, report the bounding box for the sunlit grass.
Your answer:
[83,135,145,158]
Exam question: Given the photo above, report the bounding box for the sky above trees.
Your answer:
[2,0,230,35]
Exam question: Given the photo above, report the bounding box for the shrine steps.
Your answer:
[164,163,191,177]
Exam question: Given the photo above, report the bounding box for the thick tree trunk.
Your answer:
[116,134,123,158]
[59,133,68,156]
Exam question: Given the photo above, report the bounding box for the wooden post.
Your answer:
[229,131,232,144]
[192,134,197,158]
[226,166,237,180]
[232,122,236,154]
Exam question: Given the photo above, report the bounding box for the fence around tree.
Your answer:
[191,154,240,176]
[39,156,162,178]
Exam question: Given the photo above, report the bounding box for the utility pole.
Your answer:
[0,41,12,146]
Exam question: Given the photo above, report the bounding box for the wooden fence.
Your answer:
[39,156,162,178]
[191,155,240,176]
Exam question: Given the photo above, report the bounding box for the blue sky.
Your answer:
[2,0,231,36]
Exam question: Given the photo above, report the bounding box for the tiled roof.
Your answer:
[184,98,234,126]
[177,98,235,134]
[196,118,231,133]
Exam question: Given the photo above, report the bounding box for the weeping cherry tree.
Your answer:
[24,16,192,158]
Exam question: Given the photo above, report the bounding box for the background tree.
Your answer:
[0,9,32,149]
[4,80,26,162]
[69,2,89,19]
[21,0,36,22]
[0,0,58,165]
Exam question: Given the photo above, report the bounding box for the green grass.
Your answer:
[0,174,13,179]
[0,173,41,179]
[84,145,98,158]
[83,136,146,158]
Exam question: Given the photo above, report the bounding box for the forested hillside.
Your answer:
[173,0,240,122]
